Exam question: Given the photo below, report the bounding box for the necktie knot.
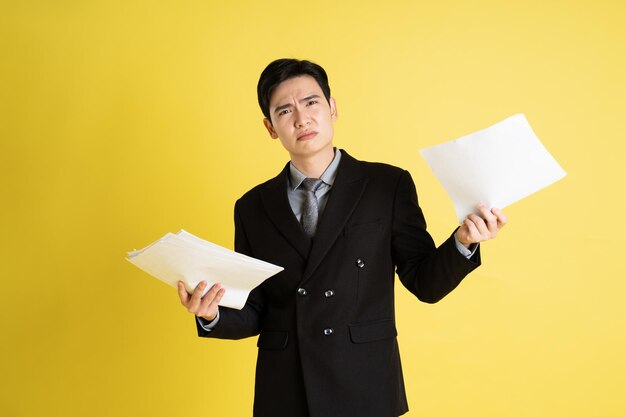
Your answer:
[301,178,323,193]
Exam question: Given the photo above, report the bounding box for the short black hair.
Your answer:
[257,58,331,121]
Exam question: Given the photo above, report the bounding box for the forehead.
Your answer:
[269,75,323,107]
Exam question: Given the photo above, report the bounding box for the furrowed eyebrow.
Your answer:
[299,94,321,103]
[273,94,322,114]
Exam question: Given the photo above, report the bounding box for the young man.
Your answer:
[178,59,507,417]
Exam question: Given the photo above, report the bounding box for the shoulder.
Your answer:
[360,159,406,177]
[235,164,288,209]
[341,150,410,184]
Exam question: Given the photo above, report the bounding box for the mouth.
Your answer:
[297,131,318,141]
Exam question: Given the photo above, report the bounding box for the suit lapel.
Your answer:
[302,151,368,283]
[260,164,312,260]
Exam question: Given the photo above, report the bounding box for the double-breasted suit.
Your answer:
[197,150,480,417]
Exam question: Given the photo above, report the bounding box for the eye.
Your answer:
[278,108,291,116]
[307,99,318,106]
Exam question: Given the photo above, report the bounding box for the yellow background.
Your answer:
[2,1,625,416]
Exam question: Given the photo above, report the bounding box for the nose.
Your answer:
[294,109,311,128]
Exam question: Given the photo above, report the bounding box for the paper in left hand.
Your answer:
[419,114,566,223]
[126,230,283,309]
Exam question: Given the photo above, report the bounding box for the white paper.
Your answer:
[127,230,283,309]
[419,114,566,222]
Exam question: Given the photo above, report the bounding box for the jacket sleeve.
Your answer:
[196,200,266,339]
[391,170,481,303]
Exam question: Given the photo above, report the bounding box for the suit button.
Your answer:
[297,288,307,296]
[356,258,365,268]
[323,328,334,336]
[324,289,334,298]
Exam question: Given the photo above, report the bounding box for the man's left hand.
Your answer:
[455,204,508,248]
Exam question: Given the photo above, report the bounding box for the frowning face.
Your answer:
[263,75,338,161]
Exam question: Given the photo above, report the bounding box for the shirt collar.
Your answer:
[289,148,343,190]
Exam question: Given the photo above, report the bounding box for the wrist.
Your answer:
[200,314,216,322]
[454,231,471,248]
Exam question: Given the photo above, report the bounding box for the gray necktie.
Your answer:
[301,178,324,238]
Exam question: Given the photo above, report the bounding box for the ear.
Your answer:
[263,118,278,139]
[329,97,338,120]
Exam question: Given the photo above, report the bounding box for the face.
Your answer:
[263,75,338,161]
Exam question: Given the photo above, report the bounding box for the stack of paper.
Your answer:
[127,230,283,310]
[419,114,566,222]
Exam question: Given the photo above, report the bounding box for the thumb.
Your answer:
[177,281,189,304]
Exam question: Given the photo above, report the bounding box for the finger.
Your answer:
[187,281,208,313]
[202,287,226,319]
[476,204,498,235]
[462,217,481,243]
[177,281,190,306]
[197,286,226,320]
[491,207,508,229]
[215,287,225,304]
[467,213,490,239]
[198,283,223,311]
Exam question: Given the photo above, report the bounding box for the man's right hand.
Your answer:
[178,281,225,322]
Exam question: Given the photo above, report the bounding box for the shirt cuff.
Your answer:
[196,310,220,331]
[454,235,478,259]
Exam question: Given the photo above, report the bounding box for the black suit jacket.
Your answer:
[197,150,480,417]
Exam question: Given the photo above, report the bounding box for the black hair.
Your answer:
[257,58,331,121]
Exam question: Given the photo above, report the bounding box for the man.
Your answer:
[178,59,507,417]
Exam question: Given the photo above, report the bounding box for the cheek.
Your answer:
[322,115,335,131]
[274,122,291,135]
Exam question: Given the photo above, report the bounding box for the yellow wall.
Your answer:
[2,1,625,415]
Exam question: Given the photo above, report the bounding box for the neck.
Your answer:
[290,147,335,178]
